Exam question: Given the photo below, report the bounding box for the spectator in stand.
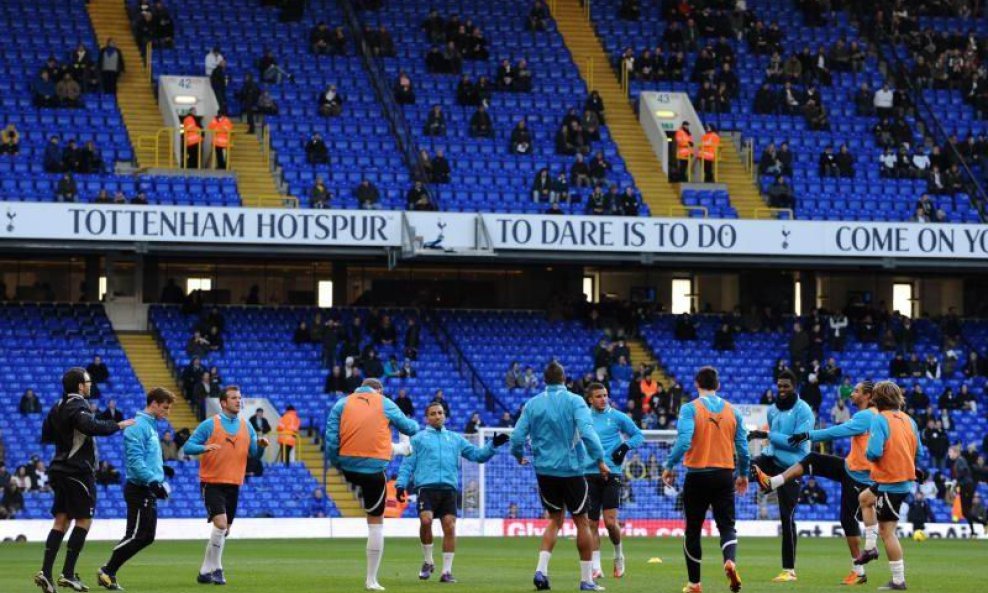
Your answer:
[759,143,783,175]
[831,397,851,425]
[161,430,181,462]
[394,71,415,104]
[429,149,451,184]
[56,172,78,202]
[424,105,446,137]
[308,488,329,518]
[98,399,123,423]
[531,168,551,203]
[98,38,124,94]
[874,83,895,119]
[87,354,109,397]
[799,478,827,505]
[304,132,329,165]
[801,373,822,414]
[585,185,611,215]
[324,365,347,394]
[527,1,548,31]
[509,119,533,154]
[204,47,224,76]
[821,357,842,384]
[309,176,332,209]
[293,321,311,344]
[713,323,735,350]
[392,388,415,418]
[354,178,380,210]
[854,82,874,115]
[464,413,484,435]
[618,187,639,216]
[430,389,450,418]
[963,351,983,378]
[777,142,794,175]
[19,389,41,415]
[43,135,62,173]
[550,170,570,203]
[959,384,978,413]
[803,99,829,130]
[570,153,591,187]
[673,314,697,340]
[318,84,343,117]
[922,419,949,470]
[469,104,493,138]
[1,124,20,155]
[819,145,839,177]
[406,181,435,211]
[589,151,611,180]
[835,144,854,177]
[56,73,82,108]
[95,460,121,487]
[754,83,779,114]
[766,175,795,209]
[906,384,930,418]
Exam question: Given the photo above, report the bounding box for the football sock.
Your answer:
[852,561,865,577]
[889,560,905,585]
[863,526,878,551]
[769,475,785,490]
[42,529,65,579]
[591,550,601,573]
[366,524,384,585]
[442,553,454,574]
[536,551,551,574]
[61,526,88,578]
[580,561,593,583]
[614,542,623,559]
[201,526,225,573]
[422,543,434,564]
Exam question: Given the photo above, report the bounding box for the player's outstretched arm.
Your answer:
[458,433,497,463]
[182,417,215,456]
[383,397,420,436]
[808,410,871,443]
[509,406,530,462]
[396,449,416,491]
[664,403,695,471]
[70,404,124,437]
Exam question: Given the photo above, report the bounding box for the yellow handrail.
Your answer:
[754,207,794,219]
[585,57,594,91]
[668,205,709,218]
[275,430,302,462]
[255,195,299,208]
[548,0,557,15]
[136,127,177,168]
[146,41,153,83]
[584,0,591,21]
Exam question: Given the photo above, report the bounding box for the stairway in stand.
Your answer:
[551,0,684,217]
[627,337,674,388]
[116,332,198,432]
[296,435,364,517]
[86,0,290,208]
[717,136,769,219]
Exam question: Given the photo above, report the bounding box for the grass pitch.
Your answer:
[0,536,981,593]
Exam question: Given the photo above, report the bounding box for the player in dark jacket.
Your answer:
[34,367,133,593]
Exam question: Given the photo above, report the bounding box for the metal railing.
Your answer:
[135,126,236,170]
[754,207,795,219]
[620,60,630,98]
[340,0,439,207]
[680,147,720,183]
[585,57,595,91]
[275,430,303,463]
[670,205,709,217]
[145,42,153,83]
[873,34,988,221]
[424,310,509,416]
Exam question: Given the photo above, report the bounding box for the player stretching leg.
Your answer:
[183,386,269,586]
[853,382,920,591]
[326,378,420,591]
[510,362,608,592]
[753,381,876,585]
[35,368,134,593]
[662,367,750,593]
[97,388,176,590]
[395,403,508,583]
[746,370,814,583]
[583,382,643,580]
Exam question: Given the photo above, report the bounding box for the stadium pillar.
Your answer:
[142,256,159,304]
[84,255,101,303]
[800,270,818,316]
[332,264,348,307]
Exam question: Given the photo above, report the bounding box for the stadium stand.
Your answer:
[148,0,411,210]
[359,0,648,215]
[590,0,985,222]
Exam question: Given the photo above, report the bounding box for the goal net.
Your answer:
[465,428,678,522]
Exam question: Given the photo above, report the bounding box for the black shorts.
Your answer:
[871,488,907,523]
[50,473,96,520]
[536,474,589,516]
[800,452,866,536]
[416,487,458,519]
[586,474,622,521]
[343,470,387,517]
[201,483,240,524]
